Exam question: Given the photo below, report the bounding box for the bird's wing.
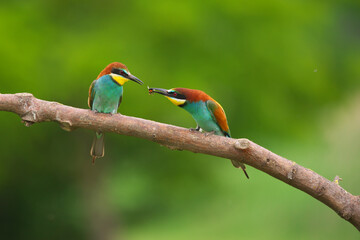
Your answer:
[88,79,97,109]
[206,100,231,137]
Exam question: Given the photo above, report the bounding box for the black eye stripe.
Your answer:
[111,68,128,77]
[168,91,186,100]
[111,67,120,74]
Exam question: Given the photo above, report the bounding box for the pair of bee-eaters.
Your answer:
[88,62,249,178]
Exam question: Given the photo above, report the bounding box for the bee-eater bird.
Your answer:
[88,62,143,163]
[148,87,249,179]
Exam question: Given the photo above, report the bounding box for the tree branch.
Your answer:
[1,93,359,231]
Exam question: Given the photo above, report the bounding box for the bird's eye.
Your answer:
[173,92,177,96]
[120,69,128,76]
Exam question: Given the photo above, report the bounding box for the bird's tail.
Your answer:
[231,159,249,179]
[90,132,104,164]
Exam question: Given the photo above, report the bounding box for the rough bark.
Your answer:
[0,93,359,231]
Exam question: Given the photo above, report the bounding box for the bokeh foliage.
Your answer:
[0,0,359,239]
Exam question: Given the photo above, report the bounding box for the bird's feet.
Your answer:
[93,110,103,114]
[189,126,201,132]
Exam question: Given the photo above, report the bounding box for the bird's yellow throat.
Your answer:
[110,73,128,85]
[166,96,186,106]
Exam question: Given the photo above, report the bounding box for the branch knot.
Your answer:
[16,93,37,126]
[287,162,298,180]
[234,138,250,150]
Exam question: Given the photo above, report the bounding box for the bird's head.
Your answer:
[97,62,143,86]
[148,87,206,107]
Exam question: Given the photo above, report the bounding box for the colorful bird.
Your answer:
[148,87,249,178]
[88,62,143,163]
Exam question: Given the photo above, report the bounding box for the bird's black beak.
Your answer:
[148,87,169,96]
[127,74,143,85]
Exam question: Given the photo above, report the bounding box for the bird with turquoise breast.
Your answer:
[88,62,143,163]
[148,87,249,179]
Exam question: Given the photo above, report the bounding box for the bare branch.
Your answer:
[1,93,359,231]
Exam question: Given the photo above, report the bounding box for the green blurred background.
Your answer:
[0,0,359,239]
